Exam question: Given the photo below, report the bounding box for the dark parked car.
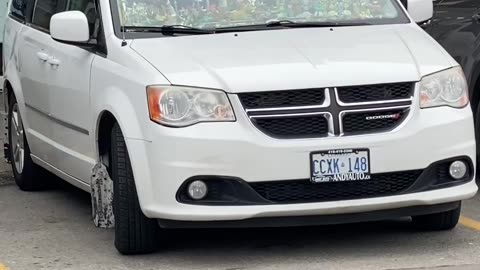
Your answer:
[421,0,480,155]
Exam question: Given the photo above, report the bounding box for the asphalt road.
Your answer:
[0,165,479,270]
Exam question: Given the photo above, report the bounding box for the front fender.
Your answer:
[90,54,168,213]
[92,88,158,213]
[93,88,146,141]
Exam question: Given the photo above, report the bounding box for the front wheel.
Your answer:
[412,203,461,231]
[111,123,160,254]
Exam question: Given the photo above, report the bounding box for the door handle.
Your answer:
[36,51,49,62]
[47,57,60,66]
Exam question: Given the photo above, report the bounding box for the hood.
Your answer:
[130,24,456,93]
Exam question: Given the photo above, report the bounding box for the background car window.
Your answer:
[31,0,60,30]
[67,0,97,35]
[10,0,27,20]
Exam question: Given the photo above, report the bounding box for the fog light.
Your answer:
[449,161,467,180]
[188,180,208,200]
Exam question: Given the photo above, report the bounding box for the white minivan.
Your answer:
[2,0,478,254]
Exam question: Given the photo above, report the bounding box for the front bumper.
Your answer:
[125,97,477,221]
[175,156,474,205]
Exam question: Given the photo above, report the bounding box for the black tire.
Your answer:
[8,95,45,191]
[412,203,461,231]
[111,123,159,255]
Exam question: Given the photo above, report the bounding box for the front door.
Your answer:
[29,0,98,183]
[18,25,58,165]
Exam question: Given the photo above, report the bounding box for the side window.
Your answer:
[10,0,27,21]
[31,0,97,34]
[31,0,60,30]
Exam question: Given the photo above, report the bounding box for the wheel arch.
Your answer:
[4,79,13,102]
[92,89,155,213]
[2,76,26,160]
[3,77,24,112]
[96,110,117,163]
[2,65,29,136]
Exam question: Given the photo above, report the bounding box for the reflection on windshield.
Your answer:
[118,0,402,29]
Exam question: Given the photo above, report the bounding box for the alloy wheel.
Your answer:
[10,103,25,174]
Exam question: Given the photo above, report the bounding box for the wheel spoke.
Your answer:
[17,112,24,146]
[18,129,24,147]
[17,111,23,131]
[12,111,19,133]
[12,113,20,136]
[10,131,17,147]
[14,144,19,159]
[18,149,24,172]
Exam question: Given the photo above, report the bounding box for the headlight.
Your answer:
[147,86,235,127]
[420,67,469,109]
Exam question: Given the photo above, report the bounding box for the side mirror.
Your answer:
[50,11,90,44]
[406,0,434,24]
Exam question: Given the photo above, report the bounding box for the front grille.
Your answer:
[238,88,325,109]
[252,115,329,139]
[239,83,414,138]
[337,82,413,103]
[342,108,409,134]
[249,170,422,204]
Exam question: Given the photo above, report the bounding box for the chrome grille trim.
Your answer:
[249,112,331,118]
[239,84,415,138]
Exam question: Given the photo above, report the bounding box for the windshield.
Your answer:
[116,0,409,30]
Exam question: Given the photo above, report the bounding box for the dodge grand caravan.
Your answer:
[2,0,477,254]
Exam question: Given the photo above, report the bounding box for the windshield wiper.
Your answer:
[123,21,370,35]
[264,20,370,28]
[123,25,215,35]
[216,20,370,32]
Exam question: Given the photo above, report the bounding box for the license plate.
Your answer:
[310,149,371,183]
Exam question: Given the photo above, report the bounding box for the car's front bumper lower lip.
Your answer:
[142,179,477,221]
[157,201,461,228]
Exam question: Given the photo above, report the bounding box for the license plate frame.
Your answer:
[310,148,371,183]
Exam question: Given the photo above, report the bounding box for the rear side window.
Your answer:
[10,0,27,21]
